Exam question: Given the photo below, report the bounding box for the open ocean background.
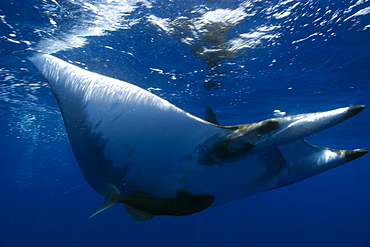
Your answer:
[1,0,370,246]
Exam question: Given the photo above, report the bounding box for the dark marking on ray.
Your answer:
[206,134,256,161]
[258,119,279,133]
[52,87,131,195]
[55,98,112,194]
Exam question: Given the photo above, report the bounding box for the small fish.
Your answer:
[90,183,215,223]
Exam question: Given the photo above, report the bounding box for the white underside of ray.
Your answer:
[30,54,255,204]
[30,54,366,207]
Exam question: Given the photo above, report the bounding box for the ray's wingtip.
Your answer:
[28,55,38,64]
[28,53,50,70]
[28,53,46,61]
[343,148,369,160]
[345,105,365,119]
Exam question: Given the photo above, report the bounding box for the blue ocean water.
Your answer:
[1,0,370,246]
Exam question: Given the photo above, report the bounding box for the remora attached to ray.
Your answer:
[30,54,368,222]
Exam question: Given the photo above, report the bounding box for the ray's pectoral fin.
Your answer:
[275,139,369,188]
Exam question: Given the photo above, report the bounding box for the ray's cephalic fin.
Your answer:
[200,105,368,165]
[274,139,368,188]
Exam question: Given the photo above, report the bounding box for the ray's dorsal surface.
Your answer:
[30,54,368,222]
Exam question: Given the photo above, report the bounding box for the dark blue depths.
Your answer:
[1,0,370,247]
